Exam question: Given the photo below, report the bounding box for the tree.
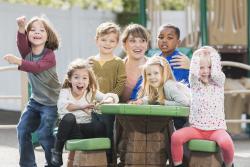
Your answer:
[1,0,185,11]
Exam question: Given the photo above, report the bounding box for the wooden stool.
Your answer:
[188,139,222,167]
[118,116,170,167]
[65,138,111,167]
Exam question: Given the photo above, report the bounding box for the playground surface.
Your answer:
[0,110,250,167]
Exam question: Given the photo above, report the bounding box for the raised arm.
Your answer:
[18,49,56,73]
[16,16,31,58]
[210,53,225,87]
[189,55,201,87]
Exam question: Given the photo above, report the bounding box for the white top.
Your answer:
[57,88,119,124]
[142,80,190,106]
[189,53,226,130]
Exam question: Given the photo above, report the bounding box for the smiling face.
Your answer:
[69,68,89,98]
[124,35,148,60]
[157,27,180,56]
[96,32,119,56]
[27,20,48,49]
[145,64,163,88]
[199,56,211,84]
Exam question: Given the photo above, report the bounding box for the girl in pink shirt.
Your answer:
[171,46,234,167]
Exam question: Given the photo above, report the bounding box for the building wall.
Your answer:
[0,3,186,111]
[0,3,116,111]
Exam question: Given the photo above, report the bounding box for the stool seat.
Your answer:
[65,138,111,151]
[188,139,218,153]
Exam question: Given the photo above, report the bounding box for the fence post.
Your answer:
[20,72,28,111]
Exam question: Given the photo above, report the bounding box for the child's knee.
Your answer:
[61,113,76,124]
[171,131,183,145]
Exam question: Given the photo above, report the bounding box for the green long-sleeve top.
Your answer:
[89,56,126,96]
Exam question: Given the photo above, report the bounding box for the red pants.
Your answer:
[171,127,234,164]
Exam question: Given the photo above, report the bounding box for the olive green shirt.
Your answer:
[89,56,126,96]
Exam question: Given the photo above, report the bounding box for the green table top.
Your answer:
[100,104,189,117]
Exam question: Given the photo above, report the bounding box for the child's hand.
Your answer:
[80,104,94,110]
[170,54,190,69]
[129,99,143,105]
[101,97,114,104]
[88,58,94,67]
[3,54,22,65]
[80,104,94,115]
[16,16,26,34]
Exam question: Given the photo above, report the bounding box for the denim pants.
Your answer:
[17,98,58,167]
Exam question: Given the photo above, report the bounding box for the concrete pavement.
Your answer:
[0,110,250,167]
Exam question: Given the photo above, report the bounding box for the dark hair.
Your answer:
[158,24,180,39]
[26,16,60,50]
[121,23,150,43]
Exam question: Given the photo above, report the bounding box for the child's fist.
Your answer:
[3,54,22,65]
[16,16,26,33]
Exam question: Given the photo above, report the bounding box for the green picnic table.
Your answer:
[100,104,189,167]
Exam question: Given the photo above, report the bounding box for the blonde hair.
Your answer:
[193,46,220,64]
[62,59,98,103]
[95,22,120,41]
[26,16,60,50]
[139,56,175,104]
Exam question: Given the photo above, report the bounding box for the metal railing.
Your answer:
[222,61,250,124]
[0,65,28,111]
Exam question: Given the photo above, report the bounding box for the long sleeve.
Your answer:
[210,53,225,87]
[57,89,95,124]
[95,91,119,103]
[164,100,185,106]
[18,49,56,73]
[110,60,126,96]
[57,89,72,116]
[17,31,31,58]
[164,80,190,107]
[91,57,126,96]
[189,55,201,88]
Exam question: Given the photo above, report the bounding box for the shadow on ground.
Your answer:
[0,109,20,125]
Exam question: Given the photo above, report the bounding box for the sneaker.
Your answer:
[222,162,234,167]
[51,148,63,166]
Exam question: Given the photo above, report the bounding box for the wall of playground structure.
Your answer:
[0,2,187,111]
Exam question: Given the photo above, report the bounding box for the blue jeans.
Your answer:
[17,98,58,167]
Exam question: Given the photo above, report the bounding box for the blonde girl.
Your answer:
[171,46,234,167]
[133,56,190,106]
[51,59,119,166]
[4,15,60,167]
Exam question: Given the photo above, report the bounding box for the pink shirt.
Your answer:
[189,53,226,130]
